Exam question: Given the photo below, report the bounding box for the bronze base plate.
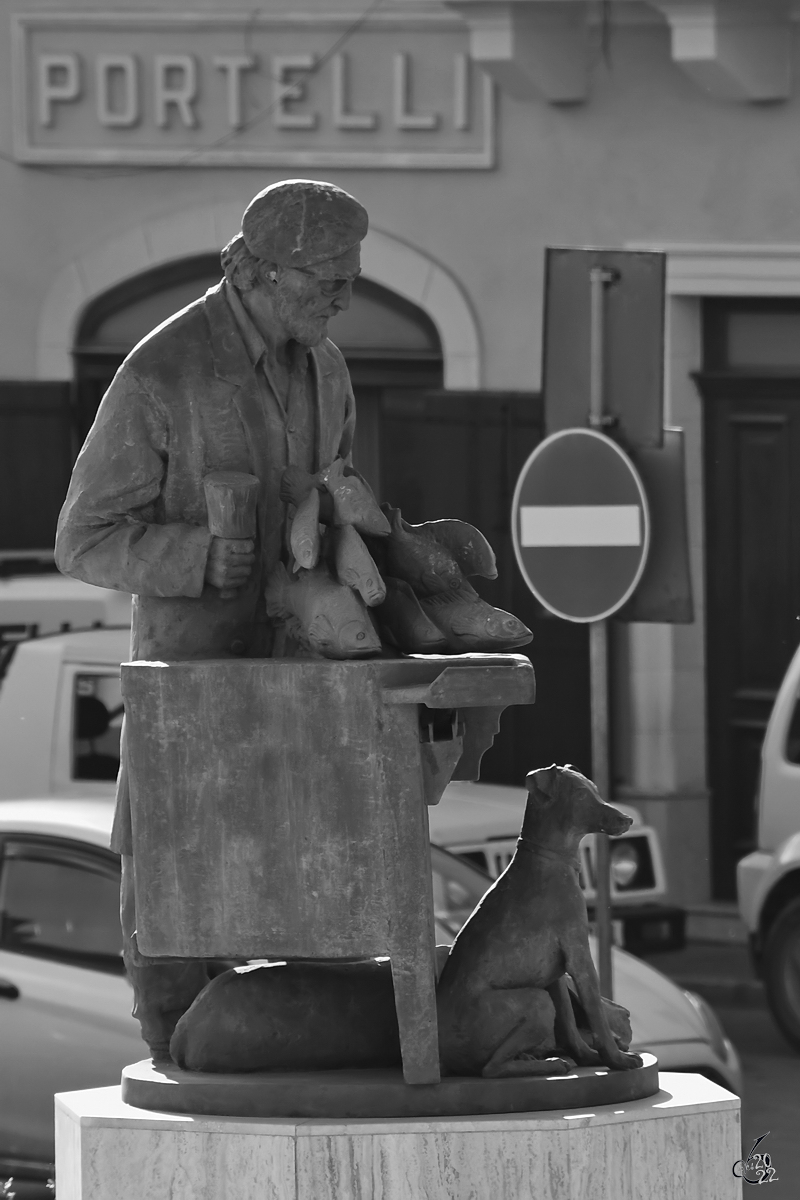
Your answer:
[122,1053,659,1120]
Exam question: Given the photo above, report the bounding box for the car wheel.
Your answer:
[764,896,800,1052]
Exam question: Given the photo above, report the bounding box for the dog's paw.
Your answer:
[610,1050,643,1071]
[545,1057,573,1075]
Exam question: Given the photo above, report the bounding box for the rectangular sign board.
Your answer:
[618,428,694,623]
[12,11,495,169]
[543,248,666,449]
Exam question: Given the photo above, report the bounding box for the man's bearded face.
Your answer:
[270,246,361,346]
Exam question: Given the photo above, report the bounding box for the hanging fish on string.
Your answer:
[289,485,321,571]
[322,458,391,536]
[376,505,496,597]
[332,525,386,607]
[265,563,382,660]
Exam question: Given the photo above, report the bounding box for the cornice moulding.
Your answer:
[625,243,800,294]
[651,1,794,101]
[441,0,796,102]
[444,0,591,102]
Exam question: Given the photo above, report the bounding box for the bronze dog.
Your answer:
[170,959,403,1073]
[436,764,643,1077]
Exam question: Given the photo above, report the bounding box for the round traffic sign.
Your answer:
[511,428,650,622]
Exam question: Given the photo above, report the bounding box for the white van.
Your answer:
[738,640,800,1049]
[0,572,131,648]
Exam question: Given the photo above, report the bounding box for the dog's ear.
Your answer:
[525,764,561,804]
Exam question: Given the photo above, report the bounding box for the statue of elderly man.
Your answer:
[55,179,368,1060]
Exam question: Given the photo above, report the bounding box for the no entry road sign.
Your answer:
[511,429,650,622]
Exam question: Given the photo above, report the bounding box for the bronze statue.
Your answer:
[55,178,369,1060]
[56,174,534,1068]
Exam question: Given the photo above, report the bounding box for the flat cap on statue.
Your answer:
[241,179,369,269]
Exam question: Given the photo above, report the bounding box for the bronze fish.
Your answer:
[375,577,449,653]
[322,458,390,536]
[419,586,533,652]
[290,485,321,571]
[379,504,466,597]
[416,519,497,580]
[265,562,382,659]
[333,525,386,607]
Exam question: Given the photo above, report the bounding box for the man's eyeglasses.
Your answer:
[294,267,361,297]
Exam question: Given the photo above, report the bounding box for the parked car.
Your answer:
[0,796,740,1192]
[738,637,800,1050]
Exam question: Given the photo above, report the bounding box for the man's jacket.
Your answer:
[56,281,355,661]
[55,282,355,854]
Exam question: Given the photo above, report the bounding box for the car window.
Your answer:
[0,839,123,972]
[72,673,123,782]
[430,845,492,937]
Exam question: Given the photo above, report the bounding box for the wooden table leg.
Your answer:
[391,952,441,1085]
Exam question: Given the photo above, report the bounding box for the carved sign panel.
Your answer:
[11,12,495,169]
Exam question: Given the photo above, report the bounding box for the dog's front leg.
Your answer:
[547,976,601,1066]
[565,944,642,1071]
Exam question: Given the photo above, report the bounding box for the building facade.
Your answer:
[3,0,800,906]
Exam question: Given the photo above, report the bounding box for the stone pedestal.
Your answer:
[56,1072,741,1200]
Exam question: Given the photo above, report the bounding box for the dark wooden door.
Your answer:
[353,388,591,788]
[0,383,72,553]
[698,374,800,897]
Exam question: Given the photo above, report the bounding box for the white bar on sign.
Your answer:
[520,505,641,547]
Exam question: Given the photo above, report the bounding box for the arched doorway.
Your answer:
[73,256,223,446]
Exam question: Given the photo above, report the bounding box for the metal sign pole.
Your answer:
[589,266,616,1000]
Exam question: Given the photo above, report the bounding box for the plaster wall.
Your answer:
[3,7,800,383]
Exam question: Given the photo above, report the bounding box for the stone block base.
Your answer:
[55,1072,741,1199]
